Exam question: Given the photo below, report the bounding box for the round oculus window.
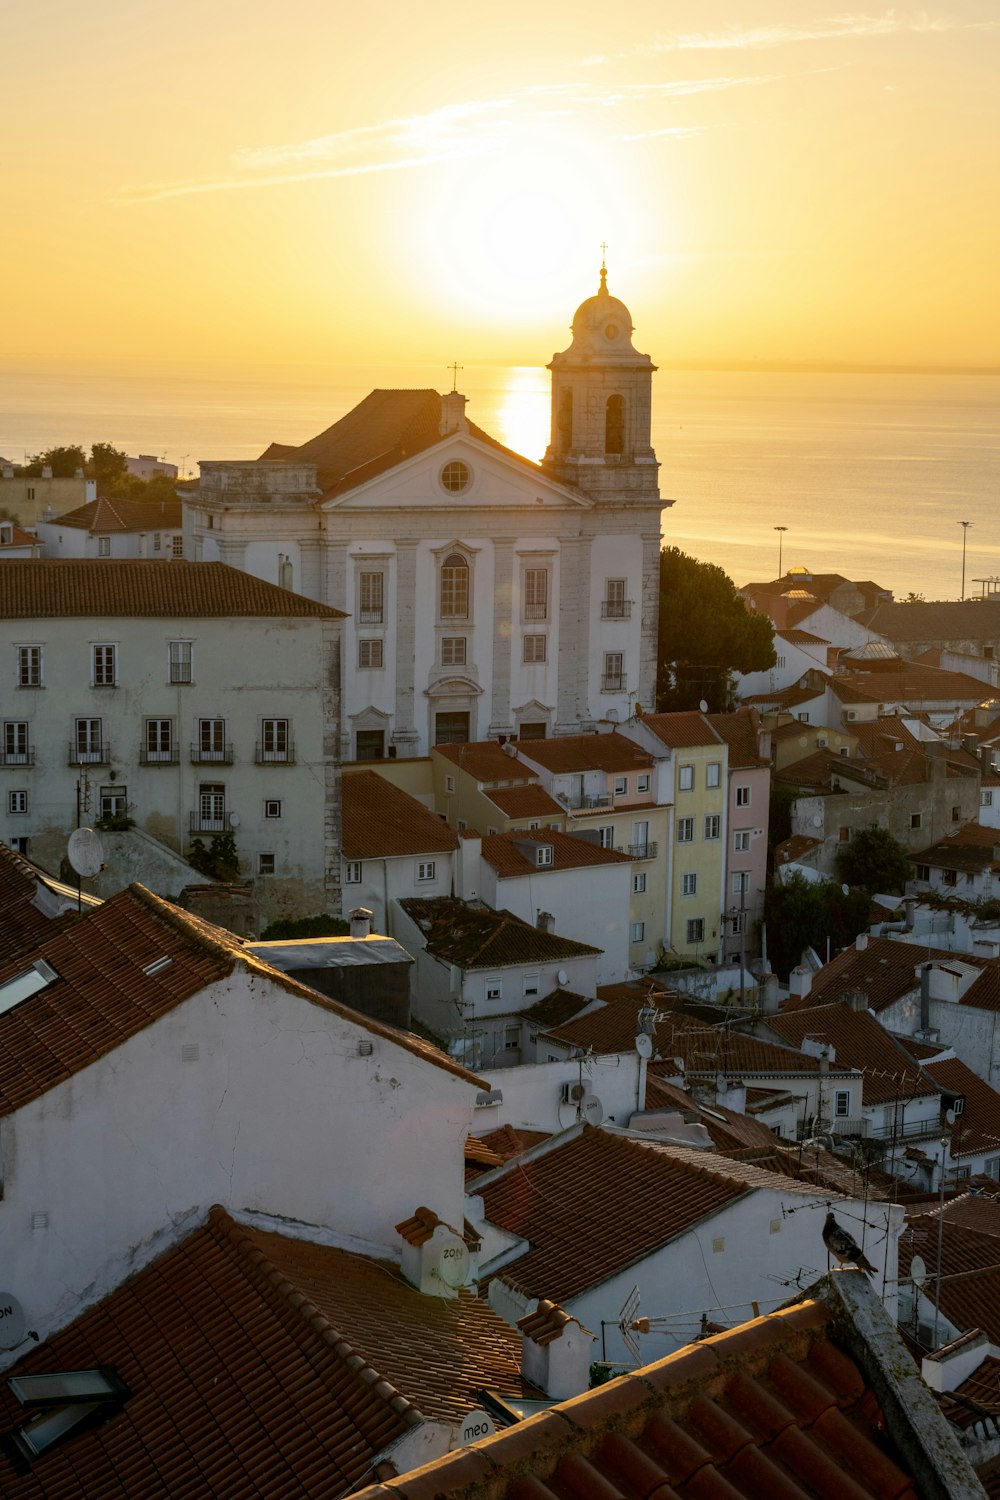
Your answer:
[605,322,619,340]
[441,460,471,494]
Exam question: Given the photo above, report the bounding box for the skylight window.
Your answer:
[0,959,58,1016]
[142,955,173,977]
[2,1367,131,1473]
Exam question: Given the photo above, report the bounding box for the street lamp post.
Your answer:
[960,521,972,601]
[774,526,788,579]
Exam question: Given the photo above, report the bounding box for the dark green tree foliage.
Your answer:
[188,833,241,881]
[261,914,351,940]
[762,874,872,981]
[835,825,913,895]
[89,442,129,492]
[656,547,776,712]
[23,445,86,477]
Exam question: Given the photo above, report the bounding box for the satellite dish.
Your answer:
[945,1107,957,1125]
[911,1254,927,1289]
[557,969,569,987]
[699,699,708,713]
[67,827,103,878]
[0,1293,27,1351]
[456,1409,496,1447]
[434,1233,470,1289]
[812,815,823,829]
[583,1094,605,1126]
[229,812,241,828]
[715,1072,728,1095]
[842,884,850,896]
[635,1033,653,1059]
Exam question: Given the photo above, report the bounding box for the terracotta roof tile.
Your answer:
[354,1288,935,1500]
[475,1123,551,1161]
[481,829,632,877]
[859,599,1000,645]
[434,742,539,784]
[485,785,565,819]
[830,665,989,706]
[400,897,600,967]
[765,1005,938,1106]
[775,834,823,865]
[0,841,89,964]
[0,559,345,617]
[636,711,724,749]
[647,1013,853,1080]
[706,708,769,768]
[343,771,460,859]
[902,1198,1000,1345]
[518,734,653,775]
[518,988,593,1029]
[542,985,665,1054]
[52,494,183,533]
[924,1056,1000,1159]
[517,1300,591,1347]
[789,936,954,1015]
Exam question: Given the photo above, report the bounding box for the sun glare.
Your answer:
[493,366,551,461]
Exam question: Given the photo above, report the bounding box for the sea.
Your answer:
[1,362,997,602]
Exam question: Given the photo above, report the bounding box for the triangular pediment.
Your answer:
[319,433,592,513]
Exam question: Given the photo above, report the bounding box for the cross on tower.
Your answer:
[447,361,463,393]
[600,242,608,269]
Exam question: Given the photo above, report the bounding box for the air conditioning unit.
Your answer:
[562,1080,589,1105]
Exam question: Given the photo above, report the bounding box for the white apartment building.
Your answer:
[0,559,344,920]
[185,272,667,757]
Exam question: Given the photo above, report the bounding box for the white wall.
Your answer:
[1,968,478,1347]
[473,1053,644,1134]
[478,863,633,985]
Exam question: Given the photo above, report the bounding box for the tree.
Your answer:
[22,444,86,478]
[656,547,776,712]
[89,442,129,493]
[762,874,872,981]
[836,826,913,895]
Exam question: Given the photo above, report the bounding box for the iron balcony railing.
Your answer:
[601,673,627,693]
[68,741,110,766]
[190,742,234,764]
[523,602,548,621]
[140,745,180,765]
[190,809,230,834]
[618,841,658,860]
[1,746,34,767]
[255,741,295,765]
[601,600,633,620]
[358,606,383,625]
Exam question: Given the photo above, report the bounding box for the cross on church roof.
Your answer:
[447,361,463,393]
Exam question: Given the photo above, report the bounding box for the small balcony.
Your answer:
[601,599,632,620]
[601,673,627,694]
[190,742,234,765]
[190,809,231,834]
[559,792,614,813]
[523,602,548,622]
[619,841,658,860]
[140,745,180,766]
[358,607,383,625]
[68,742,110,766]
[255,741,295,765]
[1,746,34,767]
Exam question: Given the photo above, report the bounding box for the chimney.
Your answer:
[842,987,868,1012]
[41,465,52,479]
[922,1329,990,1394]
[904,897,916,932]
[920,963,932,1031]
[395,1208,472,1300]
[855,933,868,952]
[758,972,780,1014]
[789,964,813,999]
[349,906,372,939]
[536,911,555,934]
[517,1300,595,1401]
[456,830,481,901]
[439,391,468,436]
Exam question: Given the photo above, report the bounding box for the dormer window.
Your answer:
[536,844,553,867]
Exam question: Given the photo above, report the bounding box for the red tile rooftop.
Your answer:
[636,710,724,748]
[484,784,565,819]
[342,769,460,859]
[51,493,183,533]
[765,1004,938,1106]
[481,828,632,877]
[516,734,653,774]
[434,741,539,784]
[0,559,346,617]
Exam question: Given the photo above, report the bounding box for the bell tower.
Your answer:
[542,266,659,502]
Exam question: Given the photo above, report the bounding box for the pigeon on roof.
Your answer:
[822,1210,875,1274]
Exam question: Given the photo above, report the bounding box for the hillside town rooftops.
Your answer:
[434,741,538,785]
[51,494,183,533]
[765,1004,938,1106]
[399,896,601,968]
[830,665,989,706]
[913,822,1000,873]
[483,784,565,819]
[343,771,460,860]
[706,707,770,767]
[858,599,1000,643]
[634,710,724,749]
[518,734,653,774]
[923,1055,1000,1160]
[481,828,632,877]
[0,559,346,618]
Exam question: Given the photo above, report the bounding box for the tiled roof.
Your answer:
[765,1005,938,1105]
[773,747,872,789]
[706,708,769,768]
[923,1056,1000,1160]
[51,494,183,533]
[791,936,953,1015]
[517,988,593,1028]
[399,896,601,968]
[475,1123,552,1163]
[260,388,551,499]
[912,822,1000,873]
[742,683,823,711]
[0,524,39,547]
[648,1014,854,1080]
[635,710,723,749]
[0,1205,530,1497]
[484,785,565,819]
[541,985,666,1054]
[830,666,989,706]
[859,599,1000,644]
[434,741,538,784]
[779,628,829,645]
[902,1198,1000,1345]
[775,834,823,865]
[517,1299,592,1347]
[478,1127,824,1304]
[342,770,460,859]
[0,841,88,965]
[354,1283,944,1500]
[0,882,486,1116]
[481,828,632,877]
[0,559,346,617]
[517,734,653,774]
[941,1354,1000,1430]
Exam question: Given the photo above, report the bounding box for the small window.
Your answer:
[358,638,384,669]
[442,636,467,667]
[835,1090,851,1118]
[910,812,922,831]
[631,921,645,943]
[733,871,750,896]
[264,799,282,819]
[633,872,646,894]
[604,578,628,618]
[797,712,810,724]
[359,570,384,624]
[260,718,290,762]
[8,790,28,815]
[144,718,174,762]
[614,776,627,796]
[706,762,721,788]
[92,643,118,686]
[440,553,470,619]
[504,1025,520,1050]
[524,569,548,622]
[916,864,930,881]
[9,835,29,855]
[535,845,553,867]
[602,651,625,692]
[735,785,751,808]
[16,645,42,687]
[686,918,705,945]
[100,783,127,821]
[356,729,385,761]
[169,640,192,683]
[486,978,503,1001]
[258,853,275,875]
[153,531,161,551]
[441,460,471,493]
[597,826,615,849]
[951,806,961,823]
[734,830,750,852]
[678,765,694,791]
[682,872,697,897]
[3,721,30,765]
[445,775,456,793]
[705,814,721,840]
[637,774,650,793]
[523,634,547,663]
[839,826,851,843]
[677,816,695,843]
[344,861,362,883]
[776,655,786,669]
[523,974,539,997]
[417,860,436,882]
[98,535,111,556]
[172,535,183,558]
[982,790,994,807]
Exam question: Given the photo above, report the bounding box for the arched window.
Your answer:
[557,388,573,452]
[605,394,625,455]
[440,553,469,619]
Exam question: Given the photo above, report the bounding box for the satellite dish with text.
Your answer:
[67,826,104,878]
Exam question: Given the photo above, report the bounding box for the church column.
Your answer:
[298,537,323,603]
[325,541,348,611]
[489,540,515,739]
[393,538,421,754]
[324,542,350,757]
[214,537,247,572]
[555,535,592,736]
[638,527,661,712]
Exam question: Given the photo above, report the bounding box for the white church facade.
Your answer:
[186,274,667,759]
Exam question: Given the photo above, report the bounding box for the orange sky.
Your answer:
[5,1,999,372]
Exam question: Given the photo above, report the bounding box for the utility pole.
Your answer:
[774,525,788,578]
[959,520,972,601]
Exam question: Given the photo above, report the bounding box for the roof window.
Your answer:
[2,1366,131,1473]
[0,959,58,1017]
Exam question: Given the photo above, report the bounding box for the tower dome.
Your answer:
[569,267,636,357]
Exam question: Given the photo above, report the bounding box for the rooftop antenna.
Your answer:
[447,361,463,393]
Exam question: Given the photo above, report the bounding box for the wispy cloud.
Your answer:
[635,10,976,55]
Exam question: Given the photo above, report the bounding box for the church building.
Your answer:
[186,273,666,759]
